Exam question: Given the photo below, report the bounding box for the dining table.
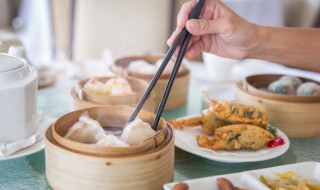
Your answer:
[0,60,319,189]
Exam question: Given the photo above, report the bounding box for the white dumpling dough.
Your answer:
[65,112,129,147]
[128,60,156,74]
[105,77,133,96]
[120,118,156,146]
[64,113,105,143]
[96,134,129,147]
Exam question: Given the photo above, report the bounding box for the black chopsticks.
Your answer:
[127,0,205,130]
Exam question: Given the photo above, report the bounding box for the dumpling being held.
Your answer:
[120,118,156,146]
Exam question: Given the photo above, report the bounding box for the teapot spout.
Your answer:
[8,46,25,58]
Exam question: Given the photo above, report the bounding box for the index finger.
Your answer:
[177,0,197,29]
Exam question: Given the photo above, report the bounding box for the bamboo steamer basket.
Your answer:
[70,76,156,112]
[236,74,320,138]
[45,105,174,190]
[112,55,190,110]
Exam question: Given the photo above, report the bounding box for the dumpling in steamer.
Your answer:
[64,113,105,143]
[297,82,320,96]
[120,118,156,146]
[65,112,129,147]
[104,77,133,96]
[128,60,156,74]
[267,80,296,95]
[279,76,303,89]
[96,134,129,147]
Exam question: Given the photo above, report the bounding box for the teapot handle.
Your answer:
[8,46,25,59]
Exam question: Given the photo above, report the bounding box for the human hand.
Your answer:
[167,0,259,60]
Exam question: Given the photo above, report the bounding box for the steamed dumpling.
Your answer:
[96,134,129,147]
[279,76,303,89]
[104,77,133,96]
[267,75,303,95]
[267,80,296,95]
[128,60,156,74]
[155,58,175,74]
[65,113,129,147]
[297,82,320,96]
[120,118,156,146]
[64,113,105,143]
[84,76,109,94]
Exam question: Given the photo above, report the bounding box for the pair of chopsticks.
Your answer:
[126,0,205,130]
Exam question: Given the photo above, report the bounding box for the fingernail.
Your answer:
[188,20,199,31]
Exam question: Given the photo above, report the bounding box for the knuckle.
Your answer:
[201,20,210,32]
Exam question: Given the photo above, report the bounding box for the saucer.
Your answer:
[0,139,44,161]
[0,113,55,161]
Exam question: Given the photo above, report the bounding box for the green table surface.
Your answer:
[0,75,319,190]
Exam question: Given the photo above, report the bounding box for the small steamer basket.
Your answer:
[70,76,156,112]
[236,74,320,138]
[113,55,190,110]
[45,106,174,190]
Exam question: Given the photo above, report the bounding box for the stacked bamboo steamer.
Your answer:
[112,55,190,110]
[236,74,320,138]
[70,76,156,112]
[45,106,174,190]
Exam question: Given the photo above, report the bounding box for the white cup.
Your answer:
[202,52,238,81]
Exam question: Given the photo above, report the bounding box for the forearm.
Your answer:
[250,26,320,72]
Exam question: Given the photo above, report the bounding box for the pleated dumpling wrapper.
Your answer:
[64,112,129,147]
[120,118,156,146]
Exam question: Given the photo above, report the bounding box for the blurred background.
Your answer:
[0,0,320,80]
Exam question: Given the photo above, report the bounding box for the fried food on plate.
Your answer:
[170,97,269,136]
[169,116,203,130]
[197,124,274,150]
[209,99,268,128]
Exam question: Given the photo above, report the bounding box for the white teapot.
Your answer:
[0,46,38,142]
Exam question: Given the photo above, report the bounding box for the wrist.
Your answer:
[247,25,267,59]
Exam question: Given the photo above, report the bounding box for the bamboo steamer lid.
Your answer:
[236,74,320,138]
[112,55,190,110]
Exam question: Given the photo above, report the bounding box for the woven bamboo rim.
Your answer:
[52,106,167,157]
[46,122,173,158]
[242,74,320,103]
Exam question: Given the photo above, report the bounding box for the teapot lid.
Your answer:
[0,55,23,72]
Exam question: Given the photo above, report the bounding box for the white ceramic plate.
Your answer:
[174,116,290,163]
[164,162,320,190]
[0,139,45,161]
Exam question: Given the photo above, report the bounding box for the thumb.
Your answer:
[186,18,227,35]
